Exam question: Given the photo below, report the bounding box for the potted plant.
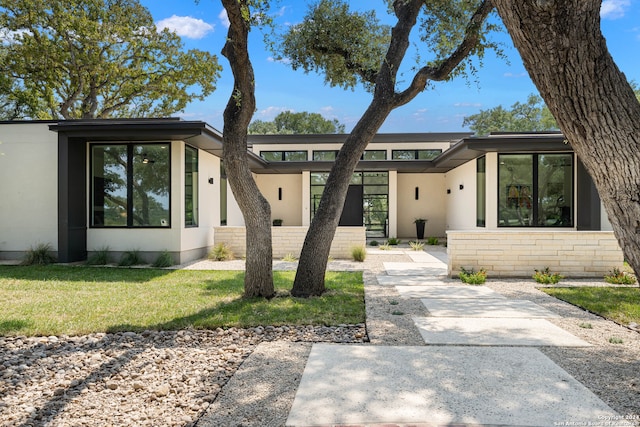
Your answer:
[414,218,427,240]
[272,219,283,226]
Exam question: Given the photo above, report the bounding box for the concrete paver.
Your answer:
[420,298,561,318]
[413,317,592,346]
[395,284,506,299]
[286,344,614,426]
[376,275,454,286]
[383,262,447,276]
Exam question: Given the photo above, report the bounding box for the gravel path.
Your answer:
[1,253,639,426]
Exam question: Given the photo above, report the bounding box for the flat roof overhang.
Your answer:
[49,118,225,157]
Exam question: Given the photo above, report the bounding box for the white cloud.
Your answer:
[219,9,230,29]
[156,15,214,39]
[267,56,292,65]
[453,102,482,108]
[600,0,630,19]
[0,28,30,44]
[257,106,293,120]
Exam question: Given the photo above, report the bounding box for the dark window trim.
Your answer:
[391,149,442,160]
[185,144,199,228]
[312,150,338,161]
[497,152,574,228]
[476,156,486,227]
[259,150,308,161]
[362,150,387,160]
[90,142,172,229]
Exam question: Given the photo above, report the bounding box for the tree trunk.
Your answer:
[221,0,274,298]
[493,0,640,276]
[292,0,493,296]
[292,101,393,297]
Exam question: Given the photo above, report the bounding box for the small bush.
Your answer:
[533,267,563,284]
[604,267,636,285]
[369,240,379,247]
[351,246,367,262]
[609,336,623,344]
[119,249,144,267]
[22,243,56,266]
[86,246,111,265]
[459,267,487,285]
[152,251,174,268]
[282,253,297,262]
[409,241,425,251]
[208,243,234,261]
[427,236,439,245]
[579,322,593,329]
[387,237,401,245]
[379,243,391,251]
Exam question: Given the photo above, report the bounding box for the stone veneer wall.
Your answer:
[447,230,624,278]
[213,226,366,259]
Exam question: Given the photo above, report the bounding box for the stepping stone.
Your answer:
[413,317,591,346]
[396,285,506,299]
[384,262,447,276]
[376,275,453,286]
[421,298,560,318]
[406,252,446,264]
[286,344,613,426]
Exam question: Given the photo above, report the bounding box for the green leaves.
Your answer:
[278,0,390,91]
[248,111,346,134]
[0,0,221,119]
[462,94,559,135]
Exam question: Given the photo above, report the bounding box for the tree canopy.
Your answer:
[248,111,346,134]
[0,0,221,119]
[463,94,558,135]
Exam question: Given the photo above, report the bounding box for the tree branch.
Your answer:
[394,0,494,107]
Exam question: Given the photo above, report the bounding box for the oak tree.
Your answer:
[220,0,274,298]
[249,111,346,134]
[492,0,640,277]
[278,0,498,296]
[0,0,221,119]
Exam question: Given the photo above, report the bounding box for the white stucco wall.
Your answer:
[396,173,446,238]
[444,159,477,231]
[0,123,58,256]
[255,174,303,226]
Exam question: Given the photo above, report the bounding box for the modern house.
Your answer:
[0,119,623,277]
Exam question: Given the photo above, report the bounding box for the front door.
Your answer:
[339,185,363,226]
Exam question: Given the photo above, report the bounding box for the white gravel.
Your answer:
[1,253,639,426]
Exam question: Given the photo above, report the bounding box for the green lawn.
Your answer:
[0,266,365,336]
[542,286,640,325]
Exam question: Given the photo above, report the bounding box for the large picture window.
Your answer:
[498,153,573,227]
[185,145,198,227]
[91,143,170,227]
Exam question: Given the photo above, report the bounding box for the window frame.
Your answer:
[185,144,199,228]
[497,152,574,228]
[90,142,171,229]
[391,149,442,160]
[259,150,308,161]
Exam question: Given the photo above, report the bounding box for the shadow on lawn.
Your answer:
[0,265,175,283]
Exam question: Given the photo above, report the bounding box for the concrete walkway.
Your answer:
[286,247,619,427]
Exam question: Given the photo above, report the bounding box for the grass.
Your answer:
[542,287,640,325]
[351,246,366,262]
[0,265,365,336]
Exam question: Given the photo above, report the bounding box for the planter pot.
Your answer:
[415,221,426,240]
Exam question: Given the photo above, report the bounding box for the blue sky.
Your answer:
[142,0,640,133]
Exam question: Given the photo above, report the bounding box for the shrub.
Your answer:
[208,243,234,261]
[427,236,439,245]
[604,267,636,285]
[152,251,174,268]
[351,246,367,262]
[22,243,56,266]
[86,246,111,265]
[379,243,391,251]
[533,267,563,284]
[119,249,144,267]
[282,253,297,262]
[387,237,401,245]
[369,240,379,247]
[409,241,425,251]
[609,336,623,344]
[459,267,487,285]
